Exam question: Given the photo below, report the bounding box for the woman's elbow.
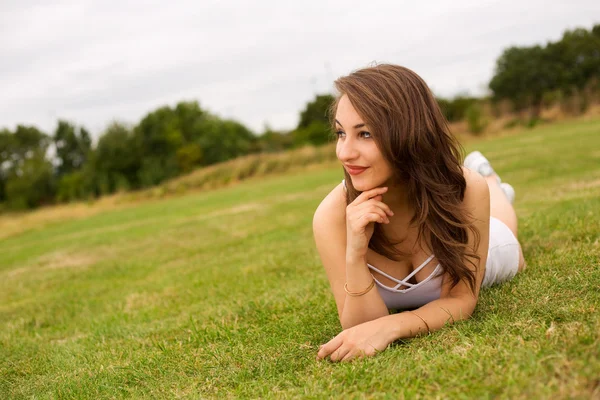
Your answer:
[439,295,478,323]
[453,298,478,321]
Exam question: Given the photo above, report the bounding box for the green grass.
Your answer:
[1,118,599,399]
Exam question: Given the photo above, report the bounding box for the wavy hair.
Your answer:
[331,64,480,292]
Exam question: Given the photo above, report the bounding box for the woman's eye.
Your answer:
[335,130,370,138]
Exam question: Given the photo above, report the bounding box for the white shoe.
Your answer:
[464,151,500,183]
[500,182,515,204]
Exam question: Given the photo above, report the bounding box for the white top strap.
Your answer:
[401,254,436,283]
[367,264,412,287]
[367,254,436,290]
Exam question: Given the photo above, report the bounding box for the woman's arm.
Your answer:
[313,184,392,329]
[389,170,491,336]
[316,295,479,362]
[339,253,389,328]
[317,171,490,361]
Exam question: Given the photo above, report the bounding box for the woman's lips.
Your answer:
[346,166,368,175]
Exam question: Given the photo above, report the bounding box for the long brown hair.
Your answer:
[331,64,480,292]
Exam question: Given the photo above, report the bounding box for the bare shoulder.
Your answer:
[312,182,350,319]
[313,181,347,232]
[462,166,490,216]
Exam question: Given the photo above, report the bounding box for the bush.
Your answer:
[503,118,522,129]
[437,96,479,122]
[292,122,333,147]
[526,117,542,128]
[5,154,56,210]
[542,90,564,108]
[176,143,203,173]
[56,171,88,202]
[465,103,487,135]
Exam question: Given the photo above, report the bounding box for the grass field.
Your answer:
[1,118,599,399]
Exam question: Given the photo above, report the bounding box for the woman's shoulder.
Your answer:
[461,166,490,215]
[462,165,489,192]
[313,181,347,233]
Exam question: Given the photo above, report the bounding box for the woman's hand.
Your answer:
[316,316,396,362]
[345,187,394,259]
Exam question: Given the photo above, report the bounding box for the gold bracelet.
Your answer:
[344,279,375,297]
[408,311,431,335]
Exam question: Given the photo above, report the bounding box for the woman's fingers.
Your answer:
[317,338,381,363]
[354,205,390,224]
[340,349,364,362]
[374,200,394,216]
[316,335,343,360]
[346,187,394,230]
[353,187,388,204]
[340,349,355,362]
[348,198,394,226]
[360,212,388,225]
[354,199,394,217]
[329,346,351,362]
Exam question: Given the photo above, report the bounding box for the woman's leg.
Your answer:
[484,175,526,271]
[485,175,517,235]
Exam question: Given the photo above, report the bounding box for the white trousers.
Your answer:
[482,217,520,288]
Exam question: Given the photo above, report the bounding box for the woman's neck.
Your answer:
[382,181,412,215]
[380,182,418,241]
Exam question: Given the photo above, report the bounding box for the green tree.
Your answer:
[557,26,600,91]
[2,125,55,209]
[56,170,88,202]
[174,101,207,143]
[8,125,51,170]
[465,103,487,135]
[5,153,55,209]
[0,129,13,202]
[197,118,256,165]
[292,94,336,146]
[256,125,294,153]
[489,24,600,115]
[133,106,183,186]
[53,120,92,177]
[436,96,478,122]
[176,143,203,173]
[292,122,333,147]
[132,101,256,186]
[71,122,139,198]
[298,94,335,129]
[489,45,560,115]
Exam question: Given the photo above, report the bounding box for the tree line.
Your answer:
[0,98,338,210]
[490,24,600,115]
[1,23,598,211]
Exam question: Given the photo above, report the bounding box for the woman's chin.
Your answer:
[350,179,377,192]
[349,175,392,192]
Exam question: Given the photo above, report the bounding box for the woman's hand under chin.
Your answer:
[316,315,397,362]
[345,186,393,260]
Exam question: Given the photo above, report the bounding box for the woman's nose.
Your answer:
[337,138,359,161]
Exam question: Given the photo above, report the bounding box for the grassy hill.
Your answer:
[1,118,599,399]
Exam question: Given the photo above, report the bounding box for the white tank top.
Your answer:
[342,179,443,309]
[368,255,443,310]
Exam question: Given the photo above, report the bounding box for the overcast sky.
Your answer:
[1,0,598,139]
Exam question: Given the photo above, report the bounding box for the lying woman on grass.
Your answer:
[313,64,526,362]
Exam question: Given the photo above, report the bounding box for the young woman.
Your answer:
[313,64,526,362]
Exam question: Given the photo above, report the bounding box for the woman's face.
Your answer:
[335,94,394,191]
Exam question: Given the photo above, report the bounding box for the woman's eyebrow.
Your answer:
[335,119,366,129]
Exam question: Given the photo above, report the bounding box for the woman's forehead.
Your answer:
[335,95,366,128]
